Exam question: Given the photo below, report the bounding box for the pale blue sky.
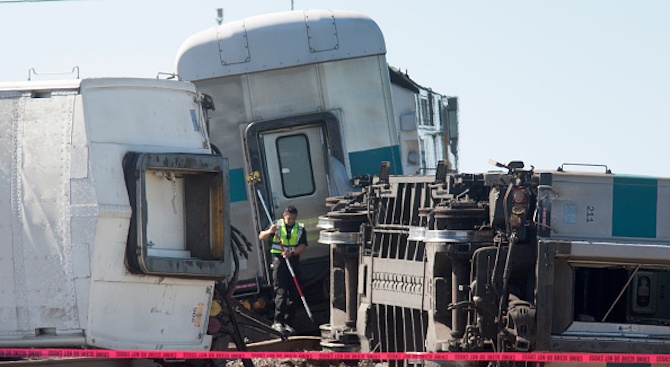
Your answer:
[2,0,669,177]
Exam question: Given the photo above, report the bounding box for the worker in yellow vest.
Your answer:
[258,205,307,334]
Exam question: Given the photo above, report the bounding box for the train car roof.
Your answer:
[0,78,196,93]
[175,9,387,81]
[0,79,81,92]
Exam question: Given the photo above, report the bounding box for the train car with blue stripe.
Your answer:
[174,9,458,329]
[319,160,670,362]
[535,166,670,354]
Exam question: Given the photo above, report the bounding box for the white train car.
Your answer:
[175,10,458,319]
[0,78,229,350]
[389,67,459,176]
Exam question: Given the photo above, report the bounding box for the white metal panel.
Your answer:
[70,95,88,179]
[69,91,95,332]
[17,94,80,333]
[87,280,212,350]
[546,172,614,240]
[145,171,189,257]
[0,78,217,350]
[80,78,208,150]
[176,9,386,81]
[194,76,248,167]
[0,97,19,333]
[321,55,397,153]
[217,19,250,65]
[305,9,339,52]
[82,79,215,350]
[247,64,323,119]
[545,171,670,243]
[0,79,80,92]
[567,241,670,264]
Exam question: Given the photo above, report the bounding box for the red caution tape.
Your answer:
[0,349,669,363]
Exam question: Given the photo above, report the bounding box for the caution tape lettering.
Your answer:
[0,348,669,363]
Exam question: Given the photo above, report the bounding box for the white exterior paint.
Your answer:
[0,78,215,350]
[389,69,457,175]
[176,9,386,81]
[176,9,396,157]
[175,10,399,287]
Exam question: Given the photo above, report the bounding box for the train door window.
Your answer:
[276,134,315,197]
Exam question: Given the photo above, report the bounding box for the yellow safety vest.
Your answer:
[270,219,305,254]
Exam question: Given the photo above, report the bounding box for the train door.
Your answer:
[259,125,329,246]
[246,112,345,296]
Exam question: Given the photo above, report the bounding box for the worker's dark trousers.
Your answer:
[272,254,301,326]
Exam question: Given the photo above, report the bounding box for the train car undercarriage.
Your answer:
[318,161,670,363]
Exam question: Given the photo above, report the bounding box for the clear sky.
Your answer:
[2,0,669,177]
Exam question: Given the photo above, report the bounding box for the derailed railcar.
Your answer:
[0,78,230,352]
[320,161,670,361]
[174,9,458,330]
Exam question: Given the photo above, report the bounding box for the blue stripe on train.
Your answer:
[229,168,248,203]
[349,145,402,177]
[612,175,657,238]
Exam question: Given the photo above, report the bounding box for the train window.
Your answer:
[123,152,231,280]
[544,251,670,350]
[276,134,315,198]
[568,266,670,327]
[420,97,430,125]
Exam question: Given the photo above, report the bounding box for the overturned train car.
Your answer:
[320,161,670,357]
[174,9,458,330]
[0,78,230,351]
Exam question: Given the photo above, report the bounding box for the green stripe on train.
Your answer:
[349,145,402,177]
[612,175,657,238]
[229,167,248,203]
